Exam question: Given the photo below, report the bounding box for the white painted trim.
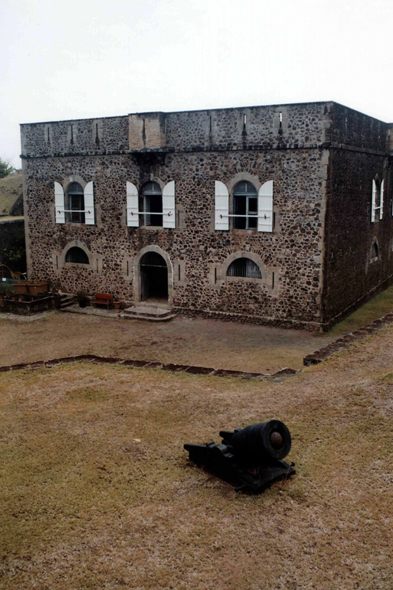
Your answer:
[54,182,65,224]
[215,181,229,230]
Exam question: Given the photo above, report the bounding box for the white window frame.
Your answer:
[371,178,383,223]
[215,179,273,232]
[126,181,176,229]
[54,179,95,226]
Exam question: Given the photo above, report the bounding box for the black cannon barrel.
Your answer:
[228,420,291,462]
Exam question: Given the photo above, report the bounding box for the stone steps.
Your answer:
[58,294,76,309]
[122,304,176,322]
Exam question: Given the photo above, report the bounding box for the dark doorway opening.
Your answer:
[140,252,168,302]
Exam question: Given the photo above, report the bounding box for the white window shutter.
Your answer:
[84,182,95,225]
[215,181,229,230]
[380,179,384,219]
[163,181,176,229]
[54,182,65,224]
[258,180,273,232]
[127,181,139,227]
[371,180,376,222]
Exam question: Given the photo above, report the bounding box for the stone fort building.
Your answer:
[20,101,393,330]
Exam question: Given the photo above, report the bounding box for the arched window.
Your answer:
[66,182,85,223]
[227,258,262,278]
[140,182,162,227]
[371,241,379,259]
[65,247,89,264]
[233,181,258,229]
[371,177,384,222]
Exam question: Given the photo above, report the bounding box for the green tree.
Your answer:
[0,158,15,179]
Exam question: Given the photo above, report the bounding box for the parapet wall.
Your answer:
[330,103,389,152]
[21,102,333,159]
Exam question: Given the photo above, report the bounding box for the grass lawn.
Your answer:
[1,324,393,589]
[327,283,393,336]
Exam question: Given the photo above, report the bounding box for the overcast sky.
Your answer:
[1,0,392,167]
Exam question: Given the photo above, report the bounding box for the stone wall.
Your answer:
[21,102,331,158]
[20,101,393,330]
[22,144,326,328]
[330,103,389,152]
[21,116,129,159]
[322,147,393,325]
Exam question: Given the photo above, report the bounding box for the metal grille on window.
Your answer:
[233,181,258,229]
[67,182,85,223]
[65,247,89,264]
[141,182,162,227]
[227,258,262,278]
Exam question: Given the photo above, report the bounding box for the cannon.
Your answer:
[184,420,295,493]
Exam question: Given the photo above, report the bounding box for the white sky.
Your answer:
[1,0,393,167]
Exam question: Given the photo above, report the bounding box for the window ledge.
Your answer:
[59,222,94,228]
[64,262,90,268]
[230,229,272,235]
[226,276,262,283]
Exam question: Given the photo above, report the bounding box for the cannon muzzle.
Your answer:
[184,420,295,494]
[223,420,291,462]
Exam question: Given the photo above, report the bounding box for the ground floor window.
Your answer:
[227,257,262,278]
[65,247,89,264]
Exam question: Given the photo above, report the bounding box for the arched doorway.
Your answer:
[140,252,168,302]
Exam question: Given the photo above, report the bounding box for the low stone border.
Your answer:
[303,312,393,366]
[0,354,297,380]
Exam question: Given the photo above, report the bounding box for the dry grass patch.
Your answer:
[327,283,393,336]
[1,334,393,589]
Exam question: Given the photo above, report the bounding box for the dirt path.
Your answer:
[0,311,336,372]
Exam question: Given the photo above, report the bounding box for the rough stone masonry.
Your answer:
[20,101,393,330]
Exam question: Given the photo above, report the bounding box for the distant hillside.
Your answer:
[0,170,23,216]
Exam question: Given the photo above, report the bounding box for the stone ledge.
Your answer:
[0,355,298,381]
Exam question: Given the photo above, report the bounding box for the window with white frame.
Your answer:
[66,182,85,223]
[233,181,258,229]
[227,258,262,278]
[126,180,176,229]
[214,179,273,232]
[140,182,163,227]
[371,178,384,222]
[54,180,95,225]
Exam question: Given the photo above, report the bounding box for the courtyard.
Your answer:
[1,326,393,588]
[0,311,338,374]
[0,308,393,588]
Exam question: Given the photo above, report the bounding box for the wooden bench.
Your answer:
[91,293,113,309]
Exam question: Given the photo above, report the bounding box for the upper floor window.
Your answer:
[127,180,175,228]
[227,257,262,278]
[54,180,95,225]
[140,182,163,227]
[214,179,273,232]
[371,178,384,222]
[67,182,85,223]
[233,182,258,229]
